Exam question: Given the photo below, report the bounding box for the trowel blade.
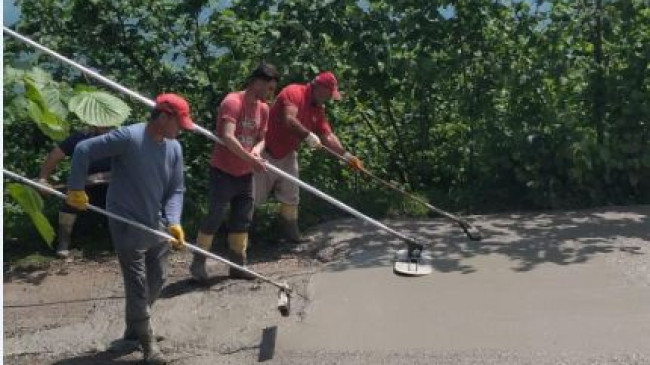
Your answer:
[393,248,433,276]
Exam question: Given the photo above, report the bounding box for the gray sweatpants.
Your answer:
[109,219,170,324]
[253,150,299,206]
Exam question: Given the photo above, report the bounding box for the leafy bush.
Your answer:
[3,64,131,249]
[4,0,649,257]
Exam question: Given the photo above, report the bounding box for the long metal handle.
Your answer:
[3,26,424,248]
[3,27,155,108]
[2,169,291,292]
[191,127,420,244]
[320,144,483,241]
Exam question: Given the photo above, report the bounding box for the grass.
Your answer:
[12,253,55,271]
[4,211,115,272]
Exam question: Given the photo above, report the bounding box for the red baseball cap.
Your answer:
[313,71,341,101]
[154,93,195,130]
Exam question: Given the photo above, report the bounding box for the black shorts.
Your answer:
[199,167,254,233]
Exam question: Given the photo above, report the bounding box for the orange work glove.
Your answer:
[343,152,364,171]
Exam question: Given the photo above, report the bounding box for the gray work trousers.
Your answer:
[109,219,170,324]
[253,150,299,206]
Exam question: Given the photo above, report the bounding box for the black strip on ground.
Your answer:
[258,326,277,362]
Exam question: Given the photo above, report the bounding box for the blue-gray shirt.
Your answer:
[68,123,184,228]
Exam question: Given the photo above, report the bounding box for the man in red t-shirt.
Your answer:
[190,62,280,281]
[255,71,363,243]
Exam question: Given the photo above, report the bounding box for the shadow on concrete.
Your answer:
[160,275,232,299]
[4,269,50,285]
[49,347,139,365]
[308,205,650,274]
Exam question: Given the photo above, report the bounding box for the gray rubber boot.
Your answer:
[279,217,312,244]
[133,319,166,365]
[228,251,255,280]
[189,254,209,282]
[56,212,76,258]
[107,326,140,353]
[107,323,165,353]
[189,232,214,282]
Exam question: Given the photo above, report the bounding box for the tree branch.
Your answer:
[381,95,410,184]
[106,3,156,84]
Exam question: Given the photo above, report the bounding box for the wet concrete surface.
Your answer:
[274,206,650,364]
[277,245,650,359]
[4,205,650,364]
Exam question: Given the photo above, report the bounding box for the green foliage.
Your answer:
[6,183,55,247]
[3,63,131,249]
[4,0,650,249]
[68,90,131,127]
[4,65,131,135]
[4,65,70,140]
[13,253,56,271]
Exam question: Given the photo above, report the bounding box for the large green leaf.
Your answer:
[68,91,131,127]
[7,183,43,212]
[23,78,48,111]
[26,100,69,141]
[23,77,69,139]
[7,183,55,247]
[41,85,68,119]
[25,67,55,87]
[29,212,56,248]
[24,79,69,120]
[73,84,101,93]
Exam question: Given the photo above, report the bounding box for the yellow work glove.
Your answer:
[65,190,89,210]
[343,152,364,171]
[168,224,186,251]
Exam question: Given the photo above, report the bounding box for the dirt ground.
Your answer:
[4,205,650,364]
[3,234,319,365]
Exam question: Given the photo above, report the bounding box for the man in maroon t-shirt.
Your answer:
[255,71,363,243]
[190,62,280,281]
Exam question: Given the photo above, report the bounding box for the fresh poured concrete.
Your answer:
[276,207,650,362]
[4,206,650,364]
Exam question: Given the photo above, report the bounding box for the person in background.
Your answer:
[38,126,112,258]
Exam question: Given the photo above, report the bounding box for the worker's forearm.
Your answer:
[223,135,256,164]
[284,115,310,139]
[39,148,66,180]
[323,134,345,155]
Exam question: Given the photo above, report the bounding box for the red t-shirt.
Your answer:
[265,84,333,159]
[210,91,269,176]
